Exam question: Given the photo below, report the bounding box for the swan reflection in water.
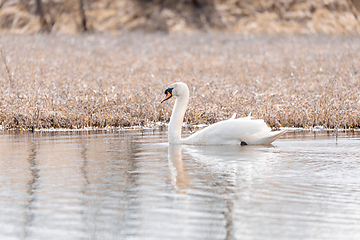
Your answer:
[167,143,277,192]
[168,144,189,192]
[166,143,279,239]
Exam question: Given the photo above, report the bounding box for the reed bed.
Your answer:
[0,33,359,130]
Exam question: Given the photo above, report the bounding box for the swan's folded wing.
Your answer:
[183,117,283,145]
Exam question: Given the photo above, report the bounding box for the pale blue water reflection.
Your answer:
[0,130,360,240]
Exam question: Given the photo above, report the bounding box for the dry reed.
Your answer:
[0,33,359,130]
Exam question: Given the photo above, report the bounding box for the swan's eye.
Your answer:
[161,87,174,103]
[164,87,173,95]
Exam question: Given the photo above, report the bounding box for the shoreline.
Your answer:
[1,124,359,133]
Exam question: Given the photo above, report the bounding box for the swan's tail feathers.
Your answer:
[230,113,237,120]
[247,112,252,118]
[265,129,287,144]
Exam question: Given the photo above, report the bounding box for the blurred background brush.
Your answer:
[1,0,360,34]
[348,0,360,19]
[349,0,360,11]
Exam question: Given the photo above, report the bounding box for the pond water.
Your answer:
[0,130,360,240]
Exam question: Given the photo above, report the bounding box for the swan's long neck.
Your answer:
[169,90,189,144]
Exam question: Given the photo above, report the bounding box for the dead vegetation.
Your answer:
[0,33,359,130]
[0,0,360,34]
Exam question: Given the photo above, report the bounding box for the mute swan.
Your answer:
[161,82,286,145]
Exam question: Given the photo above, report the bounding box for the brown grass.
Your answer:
[0,33,359,130]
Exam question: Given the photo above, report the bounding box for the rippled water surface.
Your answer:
[1,130,360,240]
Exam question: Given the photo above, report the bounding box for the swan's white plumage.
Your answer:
[162,82,286,145]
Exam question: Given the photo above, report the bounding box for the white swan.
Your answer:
[161,82,286,145]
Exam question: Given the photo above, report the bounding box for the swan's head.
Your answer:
[161,82,189,103]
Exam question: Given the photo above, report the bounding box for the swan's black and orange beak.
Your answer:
[161,88,173,103]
